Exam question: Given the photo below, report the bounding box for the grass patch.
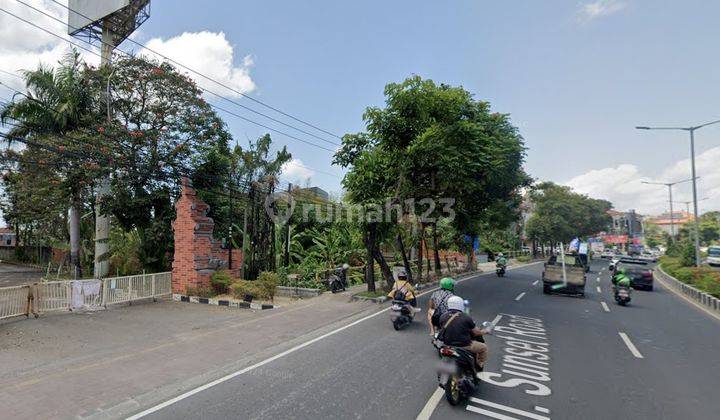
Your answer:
[660,256,720,298]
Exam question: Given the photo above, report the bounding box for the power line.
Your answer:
[0,6,340,155]
[45,0,343,141]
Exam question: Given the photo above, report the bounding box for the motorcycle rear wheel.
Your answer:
[445,375,462,405]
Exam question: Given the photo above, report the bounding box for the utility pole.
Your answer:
[283,183,292,267]
[641,179,693,241]
[637,119,720,266]
[94,20,114,279]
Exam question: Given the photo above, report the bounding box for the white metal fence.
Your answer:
[0,285,30,320]
[0,272,171,321]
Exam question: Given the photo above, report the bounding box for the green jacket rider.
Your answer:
[612,268,632,288]
[496,253,508,267]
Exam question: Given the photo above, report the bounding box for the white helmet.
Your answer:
[447,296,465,312]
[342,263,350,270]
[498,252,504,257]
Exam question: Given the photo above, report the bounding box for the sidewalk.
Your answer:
[0,289,380,420]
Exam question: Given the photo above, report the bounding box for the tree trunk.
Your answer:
[373,247,394,289]
[432,223,441,276]
[396,231,413,282]
[417,224,424,282]
[465,234,474,271]
[363,224,376,292]
[69,195,82,278]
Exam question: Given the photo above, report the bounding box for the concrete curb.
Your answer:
[654,265,720,317]
[172,294,275,310]
[275,286,322,298]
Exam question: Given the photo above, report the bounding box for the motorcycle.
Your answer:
[614,285,632,306]
[389,288,418,330]
[495,264,506,277]
[327,264,349,293]
[435,321,493,405]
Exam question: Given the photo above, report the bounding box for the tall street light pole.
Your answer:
[671,197,710,215]
[636,119,720,267]
[641,178,693,240]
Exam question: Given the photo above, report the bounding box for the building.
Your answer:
[645,210,694,236]
[608,209,643,237]
[297,186,329,201]
[0,227,16,247]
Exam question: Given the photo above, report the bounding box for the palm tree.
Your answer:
[0,51,98,276]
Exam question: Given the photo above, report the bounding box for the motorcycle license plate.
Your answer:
[391,304,403,311]
[619,290,629,297]
[437,361,456,374]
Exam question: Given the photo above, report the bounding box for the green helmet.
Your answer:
[617,267,626,274]
[440,277,455,291]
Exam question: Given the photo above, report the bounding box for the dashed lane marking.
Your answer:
[619,332,644,359]
[596,286,602,293]
[532,280,539,286]
[515,292,526,301]
[415,388,444,420]
[601,302,610,312]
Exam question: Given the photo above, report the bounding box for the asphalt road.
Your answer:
[132,260,720,420]
[0,262,43,287]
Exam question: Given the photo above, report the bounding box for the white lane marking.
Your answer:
[596,286,602,293]
[596,277,600,282]
[535,406,550,414]
[469,397,550,420]
[515,292,526,301]
[601,302,610,312]
[532,280,539,286]
[130,262,543,419]
[619,332,644,359]
[466,405,519,420]
[415,387,444,420]
[491,314,503,327]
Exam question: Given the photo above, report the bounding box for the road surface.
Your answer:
[0,262,43,287]
[130,260,720,420]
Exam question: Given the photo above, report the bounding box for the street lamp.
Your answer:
[641,178,693,240]
[636,119,720,267]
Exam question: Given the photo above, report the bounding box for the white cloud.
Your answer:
[0,2,255,100]
[579,0,626,21]
[281,159,315,182]
[141,31,255,96]
[564,147,720,215]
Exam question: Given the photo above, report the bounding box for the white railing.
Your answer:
[0,272,172,321]
[102,272,171,305]
[0,285,29,320]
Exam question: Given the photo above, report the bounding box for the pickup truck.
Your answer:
[542,255,586,297]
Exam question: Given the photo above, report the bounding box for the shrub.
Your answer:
[516,255,532,263]
[185,285,217,298]
[211,271,234,294]
[230,271,278,301]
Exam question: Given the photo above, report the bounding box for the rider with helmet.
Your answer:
[496,252,508,268]
[387,269,417,306]
[437,296,490,370]
[612,267,632,288]
[427,277,455,336]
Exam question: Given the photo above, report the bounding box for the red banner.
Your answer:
[601,235,628,244]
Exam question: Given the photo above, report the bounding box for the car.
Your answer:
[624,265,654,291]
[707,246,720,267]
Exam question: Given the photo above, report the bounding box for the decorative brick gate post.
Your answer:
[172,177,242,295]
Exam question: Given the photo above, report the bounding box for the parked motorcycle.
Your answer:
[327,263,350,293]
[495,264,506,277]
[435,321,493,405]
[389,288,418,330]
[614,285,632,306]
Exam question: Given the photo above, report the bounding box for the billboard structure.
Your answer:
[68,0,150,44]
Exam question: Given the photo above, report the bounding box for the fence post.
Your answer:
[151,273,157,301]
[128,276,133,306]
[102,279,107,307]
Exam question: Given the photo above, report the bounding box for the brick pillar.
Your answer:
[172,177,243,295]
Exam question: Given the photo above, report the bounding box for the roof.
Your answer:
[0,227,15,234]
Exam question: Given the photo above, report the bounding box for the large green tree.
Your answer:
[526,182,612,246]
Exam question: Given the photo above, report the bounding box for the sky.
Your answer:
[1,0,720,216]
